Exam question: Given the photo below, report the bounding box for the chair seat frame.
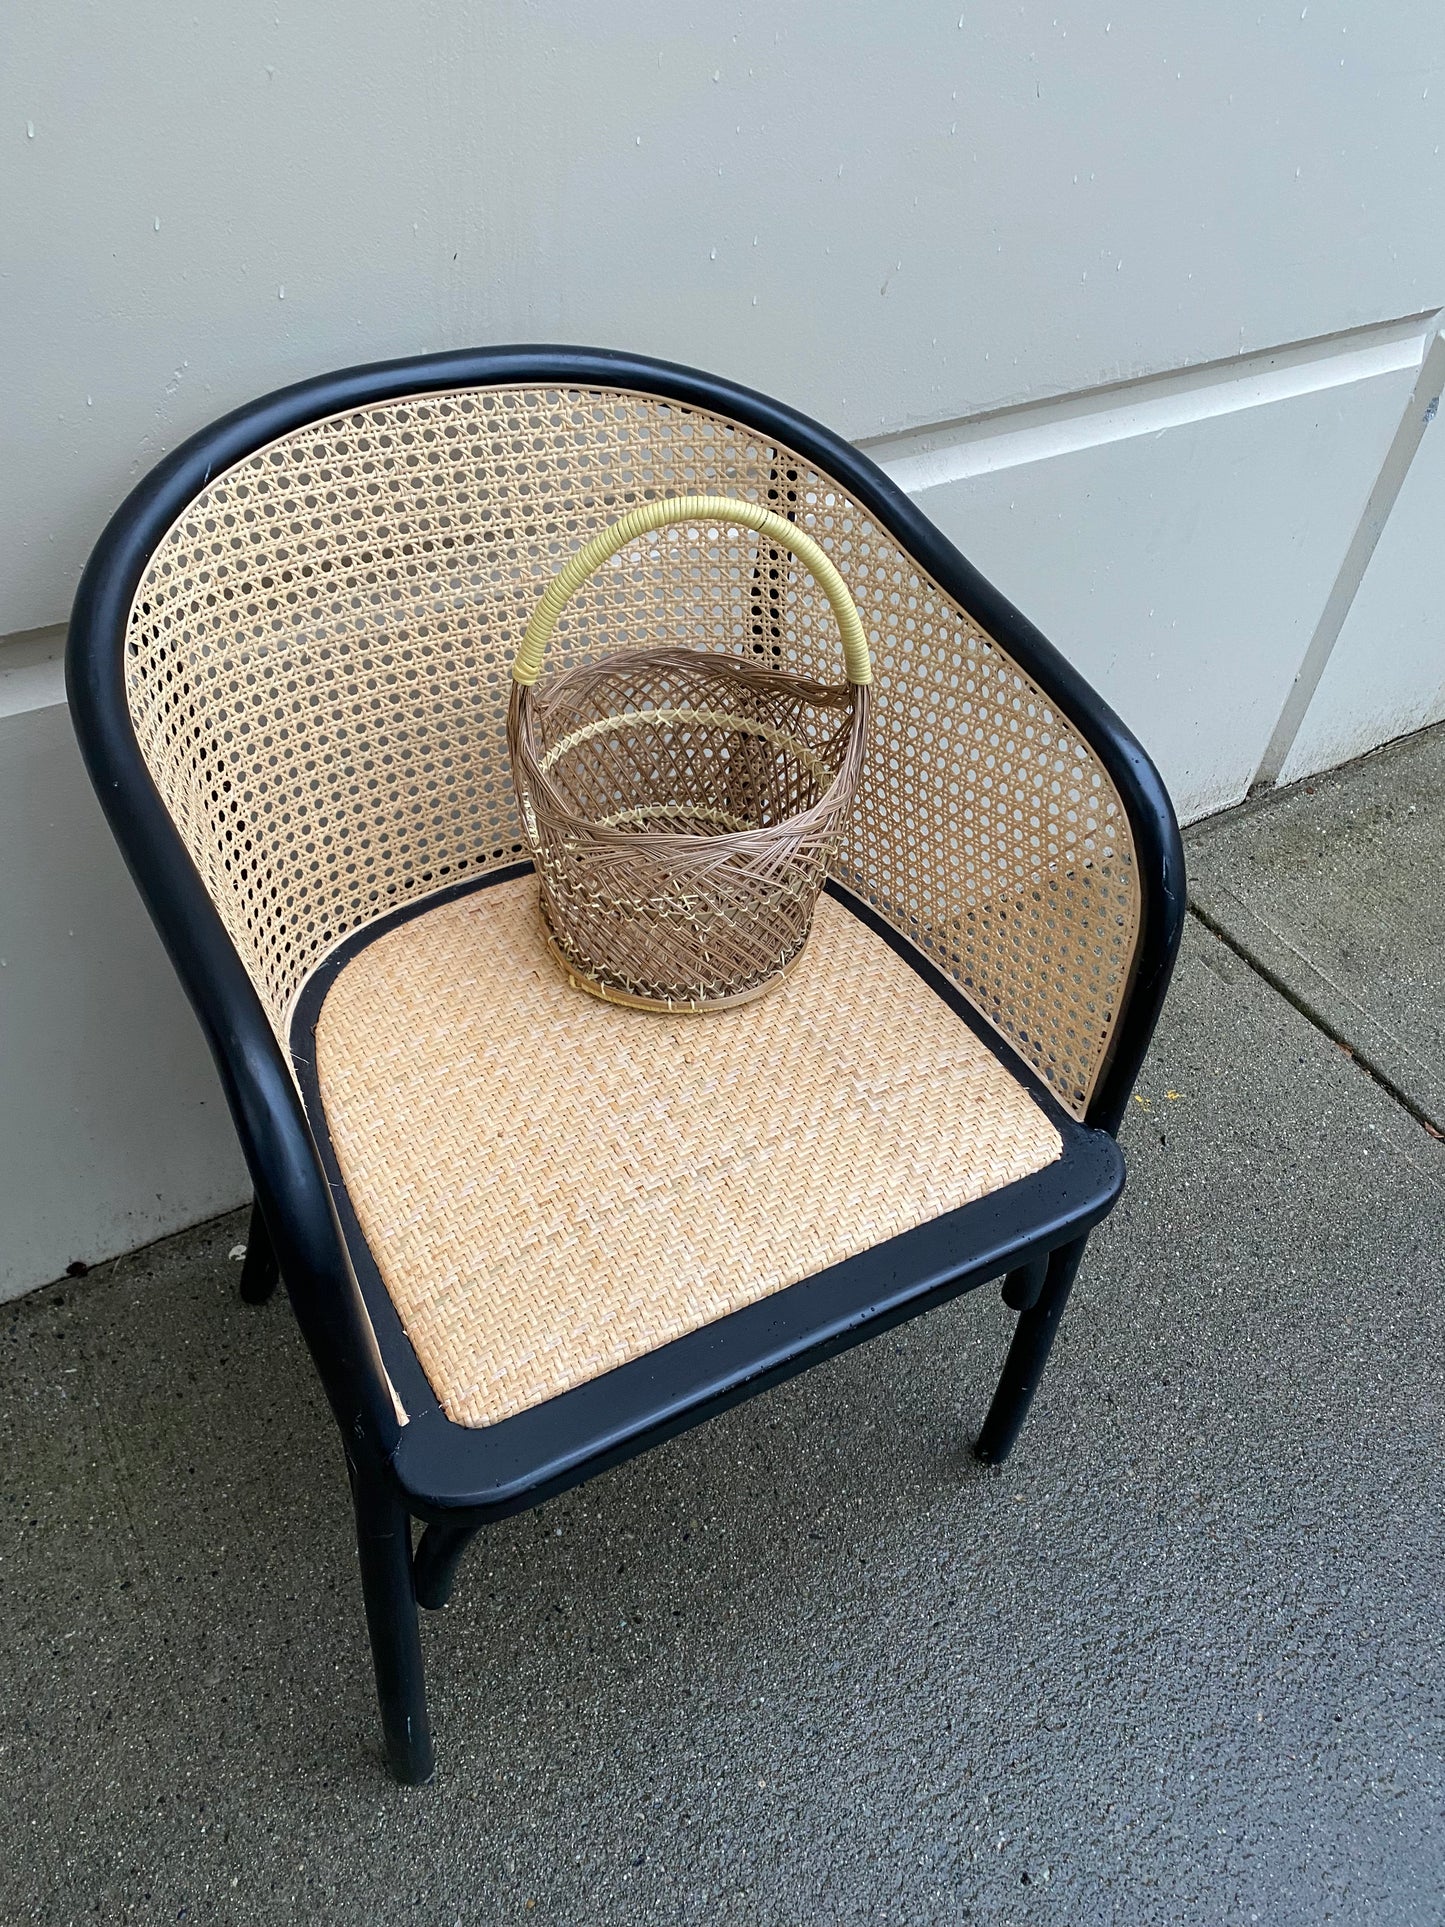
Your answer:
[67,346,1185,1782]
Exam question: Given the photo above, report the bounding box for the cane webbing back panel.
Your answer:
[124,384,1139,1115]
[312,878,1063,1427]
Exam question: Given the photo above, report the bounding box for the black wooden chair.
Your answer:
[68,347,1184,1781]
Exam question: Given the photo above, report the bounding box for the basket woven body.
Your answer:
[507,496,873,1011]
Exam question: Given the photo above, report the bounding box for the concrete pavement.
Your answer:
[1189,720,1445,1132]
[2,735,1443,1926]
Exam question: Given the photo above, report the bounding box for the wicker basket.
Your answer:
[507,494,873,1012]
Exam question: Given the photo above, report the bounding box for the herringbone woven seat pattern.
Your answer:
[309,878,1063,1427]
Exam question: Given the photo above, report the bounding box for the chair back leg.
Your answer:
[414,1520,482,1612]
[975,1237,1088,1465]
[239,1197,280,1305]
[1000,1255,1048,1312]
[348,1458,434,1784]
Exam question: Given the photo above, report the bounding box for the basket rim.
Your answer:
[508,646,870,856]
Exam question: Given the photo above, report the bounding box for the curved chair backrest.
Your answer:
[99,353,1165,1124]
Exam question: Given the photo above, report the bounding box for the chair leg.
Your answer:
[238,1197,280,1305]
[975,1237,1088,1466]
[349,1460,434,1784]
[413,1520,482,1612]
[1001,1255,1047,1312]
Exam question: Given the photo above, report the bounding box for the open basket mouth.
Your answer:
[515,647,865,850]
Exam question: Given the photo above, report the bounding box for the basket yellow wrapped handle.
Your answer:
[511,494,872,688]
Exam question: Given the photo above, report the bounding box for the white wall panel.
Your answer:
[2,3,1443,1290]
[1279,410,1445,782]
[4,1,1444,632]
[873,356,1420,821]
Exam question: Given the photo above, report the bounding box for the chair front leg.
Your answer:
[238,1196,280,1304]
[975,1236,1088,1465]
[348,1457,434,1784]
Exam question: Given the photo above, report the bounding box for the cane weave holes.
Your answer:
[124,382,1139,1116]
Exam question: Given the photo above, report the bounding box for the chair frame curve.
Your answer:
[67,345,1186,1783]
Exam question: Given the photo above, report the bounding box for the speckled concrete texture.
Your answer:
[2,917,1443,1923]
[1189,719,1445,1130]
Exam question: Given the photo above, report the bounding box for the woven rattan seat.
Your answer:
[301,877,1063,1428]
[70,346,1184,1781]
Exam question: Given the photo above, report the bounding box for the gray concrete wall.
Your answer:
[3,3,1443,1294]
